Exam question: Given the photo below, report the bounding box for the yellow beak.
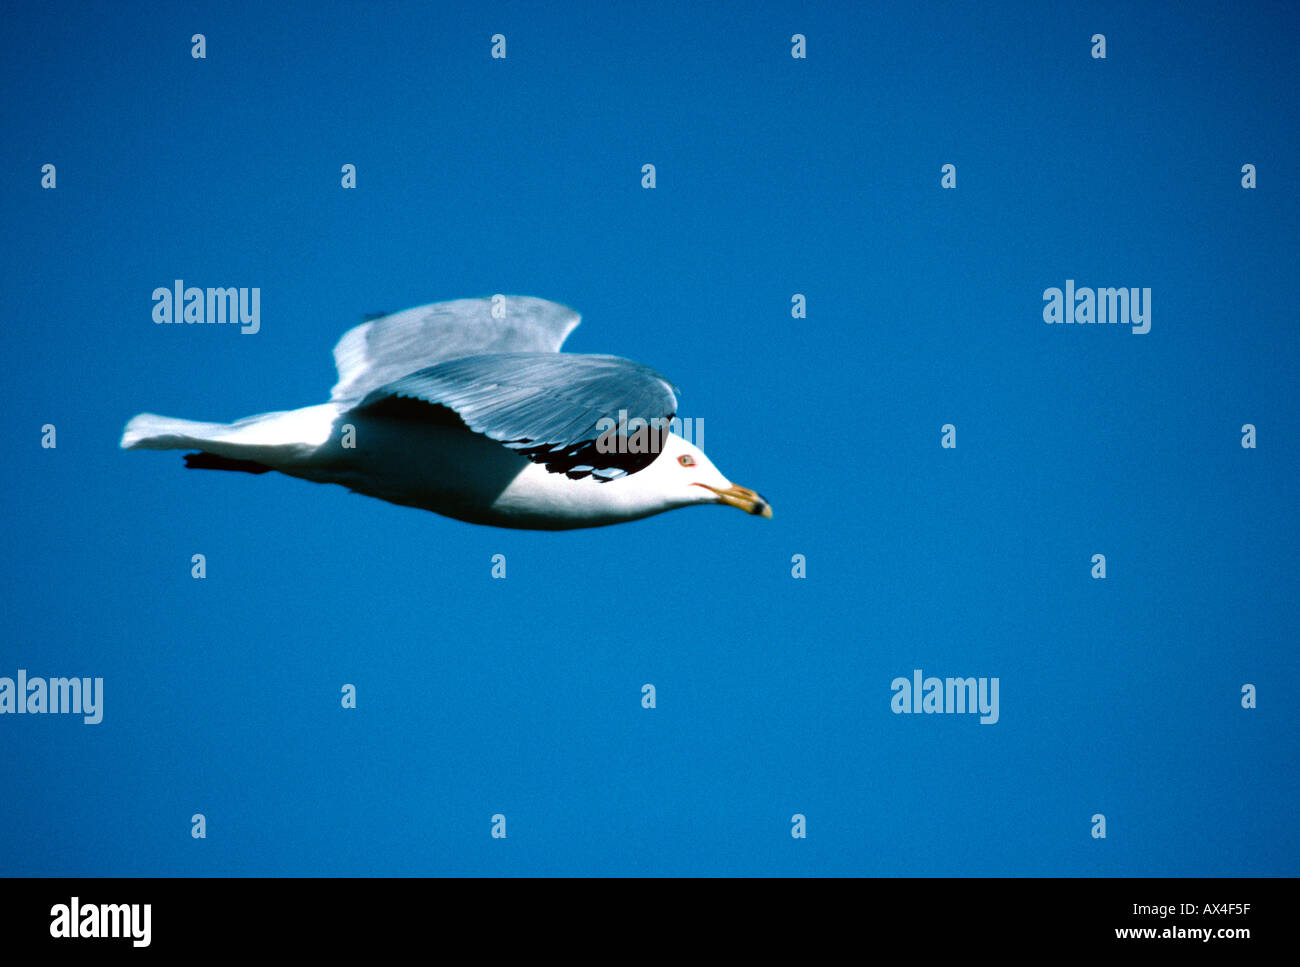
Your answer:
[699,483,773,518]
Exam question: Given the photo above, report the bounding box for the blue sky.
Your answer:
[1,1,1296,875]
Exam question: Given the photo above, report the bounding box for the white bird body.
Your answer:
[121,296,770,530]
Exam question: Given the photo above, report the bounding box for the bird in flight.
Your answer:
[121,296,771,530]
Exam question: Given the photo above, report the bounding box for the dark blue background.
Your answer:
[2,1,1296,875]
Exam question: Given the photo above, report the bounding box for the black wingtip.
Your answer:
[183,452,273,474]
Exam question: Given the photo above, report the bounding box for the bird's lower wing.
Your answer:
[353,352,679,480]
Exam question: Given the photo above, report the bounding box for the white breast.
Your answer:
[282,412,679,530]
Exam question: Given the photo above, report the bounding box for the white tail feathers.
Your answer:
[120,404,343,461]
[120,413,233,451]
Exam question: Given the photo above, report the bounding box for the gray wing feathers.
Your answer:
[330,296,581,403]
[357,352,678,456]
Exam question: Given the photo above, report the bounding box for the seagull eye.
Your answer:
[678,455,695,467]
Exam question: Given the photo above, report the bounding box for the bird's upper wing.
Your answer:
[354,352,679,480]
[330,296,581,403]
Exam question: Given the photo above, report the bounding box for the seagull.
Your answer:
[121,296,771,530]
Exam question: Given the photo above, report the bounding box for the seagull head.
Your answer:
[655,432,772,518]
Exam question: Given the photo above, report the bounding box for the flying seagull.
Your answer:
[121,296,771,530]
